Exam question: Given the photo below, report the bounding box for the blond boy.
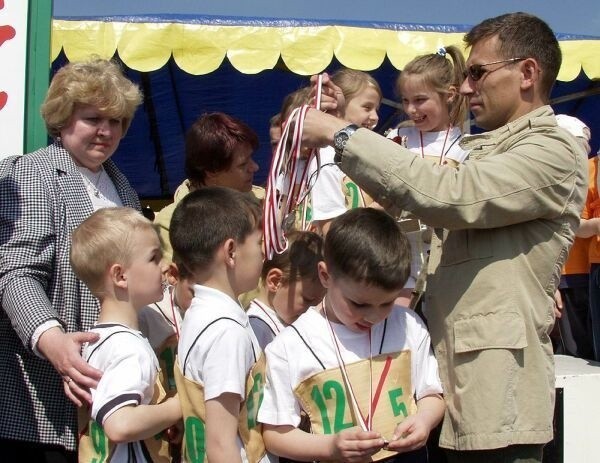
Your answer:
[71,207,181,462]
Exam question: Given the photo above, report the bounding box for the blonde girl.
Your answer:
[387,45,469,307]
[388,45,468,166]
[308,69,382,235]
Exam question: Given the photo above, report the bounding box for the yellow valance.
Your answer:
[52,19,600,80]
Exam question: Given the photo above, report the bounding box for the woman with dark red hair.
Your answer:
[155,112,263,262]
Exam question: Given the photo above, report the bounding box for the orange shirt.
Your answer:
[562,157,599,277]
[563,235,592,275]
[583,157,600,264]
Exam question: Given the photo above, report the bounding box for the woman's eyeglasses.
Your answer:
[463,57,526,81]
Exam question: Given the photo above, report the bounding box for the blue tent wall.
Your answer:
[51,32,600,200]
[52,51,401,198]
[552,72,600,154]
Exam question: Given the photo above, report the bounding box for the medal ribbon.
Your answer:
[263,75,324,260]
[251,299,282,334]
[419,126,451,165]
[169,287,181,340]
[322,299,392,431]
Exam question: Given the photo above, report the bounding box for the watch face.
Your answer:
[334,124,358,156]
[335,131,349,152]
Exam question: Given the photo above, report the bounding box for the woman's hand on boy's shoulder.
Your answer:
[37,327,102,407]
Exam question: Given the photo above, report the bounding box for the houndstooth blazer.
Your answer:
[0,142,140,450]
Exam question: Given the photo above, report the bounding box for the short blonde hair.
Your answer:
[41,59,142,138]
[70,208,157,297]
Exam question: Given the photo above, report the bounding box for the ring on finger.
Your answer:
[64,376,72,384]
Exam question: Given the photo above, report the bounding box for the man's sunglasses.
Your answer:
[463,57,526,81]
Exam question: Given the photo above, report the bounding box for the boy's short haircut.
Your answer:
[261,230,323,284]
[70,207,156,297]
[170,186,262,275]
[324,208,411,291]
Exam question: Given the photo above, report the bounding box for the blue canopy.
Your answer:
[51,14,600,198]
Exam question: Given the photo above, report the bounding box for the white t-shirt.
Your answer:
[178,285,265,462]
[247,299,286,351]
[139,285,184,351]
[308,146,350,221]
[83,323,159,463]
[386,126,468,288]
[257,307,442,427]
[386,126,468,164]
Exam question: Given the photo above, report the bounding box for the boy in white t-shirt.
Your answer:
[170,187,270,463]
[70,207,182,462]
[259,208,445,462]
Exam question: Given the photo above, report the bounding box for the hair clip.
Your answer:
[437,47,447,57]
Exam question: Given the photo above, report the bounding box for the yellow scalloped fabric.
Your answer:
[52,20,600,80]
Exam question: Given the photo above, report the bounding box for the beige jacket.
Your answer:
[340,106,588,450]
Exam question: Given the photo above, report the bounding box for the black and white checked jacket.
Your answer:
[0,142,140,450]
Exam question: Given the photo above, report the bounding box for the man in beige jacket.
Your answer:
[300,12,588,463]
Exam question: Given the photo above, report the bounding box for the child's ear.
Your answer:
[446,86,457,104]
[166,262,180,285]
[265,268,283,293]
[224,238,237,268]
[317,261,330,288]
[109,263,128,289]
[204,169,218,186]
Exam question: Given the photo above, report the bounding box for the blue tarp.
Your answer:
[51,15,600,199]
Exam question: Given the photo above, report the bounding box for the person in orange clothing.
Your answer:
[556,232,593,358]
[554,115,594,359]
[574,152,600,361]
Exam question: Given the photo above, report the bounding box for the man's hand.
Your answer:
[37,326,102,406]
[302,108,348,150]
[310,73,345,116]
[300,74,349,150]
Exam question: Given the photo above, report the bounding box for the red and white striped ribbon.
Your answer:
[263,75,323,259]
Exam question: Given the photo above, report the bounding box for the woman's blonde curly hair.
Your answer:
[41,58,142,138]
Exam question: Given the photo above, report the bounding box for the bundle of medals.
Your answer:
[263,75,323,260]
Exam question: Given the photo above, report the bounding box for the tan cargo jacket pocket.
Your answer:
[454,312,528,353]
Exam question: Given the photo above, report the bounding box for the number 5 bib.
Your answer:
[294,351,417,462]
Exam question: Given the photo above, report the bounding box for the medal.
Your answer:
[263,74,324,259]
[322,298,392,432]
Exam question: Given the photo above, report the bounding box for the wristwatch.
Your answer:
[333,124,359,163]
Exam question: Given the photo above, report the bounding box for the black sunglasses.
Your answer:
[463,57,526,81]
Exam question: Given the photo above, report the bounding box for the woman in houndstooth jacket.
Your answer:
[0,59,142,461]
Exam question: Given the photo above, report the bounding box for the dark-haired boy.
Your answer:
[259,208,444,462]
[171,187,270,462]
